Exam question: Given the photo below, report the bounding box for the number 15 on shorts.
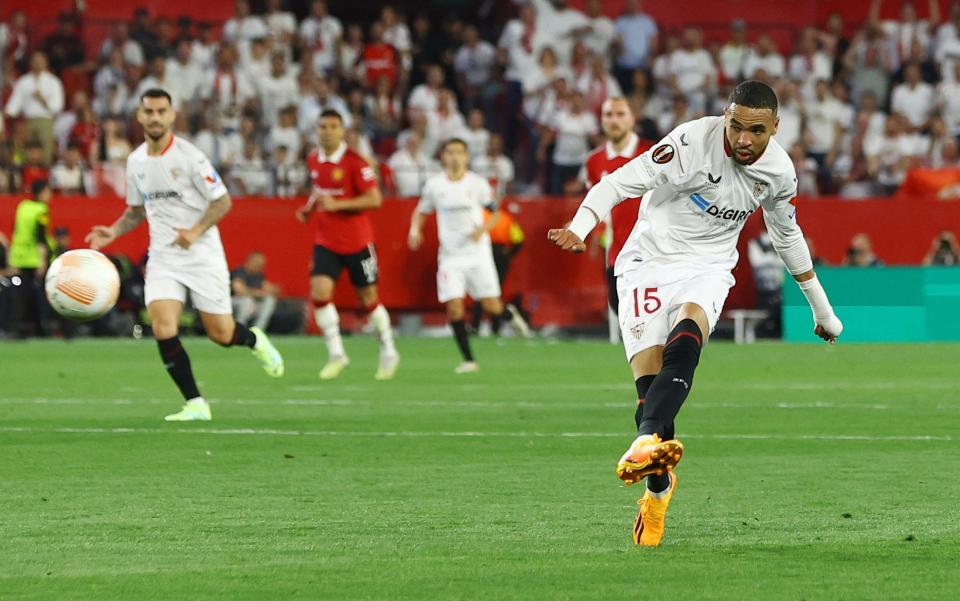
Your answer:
[633,287,661,316]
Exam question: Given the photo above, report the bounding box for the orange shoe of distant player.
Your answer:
[615,433,684,485]
[633,471,678,546]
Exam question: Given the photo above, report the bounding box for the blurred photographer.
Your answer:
[923,231,959,266]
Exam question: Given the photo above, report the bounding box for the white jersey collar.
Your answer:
[316,141,348,163]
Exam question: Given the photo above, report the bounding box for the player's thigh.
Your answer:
[671,272,735,339]
[198,310,236,346]
[147,299,184,340]
[344,244,379,291]
[629,345,664,379]
[355,284,379,307]
[465,256,502,306]
[310,245,343,300]
[437,261,468,305]
[617,270,674,366]
[445,298,466,320]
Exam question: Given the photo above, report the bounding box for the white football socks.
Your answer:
[314,303,345,357]
[369,304,397,356]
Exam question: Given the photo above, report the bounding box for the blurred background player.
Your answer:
[579,97,652,318]
[549,81,844,546]
[231,250,279,331]
[7,179,54,338]
[86,89,284,421]
[407,138,530,374]
[296,109,399,381]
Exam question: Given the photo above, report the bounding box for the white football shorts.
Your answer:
[616,263,734,361]
[436,252,501,303]
[144,258,232,315]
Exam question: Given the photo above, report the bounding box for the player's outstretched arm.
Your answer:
[85,206,146,250]
[793,270,843,344]
[407,210,425,250]
[175,193,232,249]
[296,190,319,223]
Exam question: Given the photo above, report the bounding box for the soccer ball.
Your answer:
[44,249,121,321]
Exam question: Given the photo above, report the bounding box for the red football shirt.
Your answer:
[307,143,379,254]
[362,43,398,89]
[582,133,652,267]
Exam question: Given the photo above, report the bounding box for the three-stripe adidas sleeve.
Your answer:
[569,128,689,241]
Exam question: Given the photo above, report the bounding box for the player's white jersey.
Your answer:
[417,171,495,261]
[601,116,800,276]
[126,136,229,266]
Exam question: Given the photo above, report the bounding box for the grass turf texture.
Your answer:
[1,337,958,600]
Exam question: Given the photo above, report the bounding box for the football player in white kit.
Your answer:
[549,81,844,546]
[408,138,530,373]
[86,89,284,421]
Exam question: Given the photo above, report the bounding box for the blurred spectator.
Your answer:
[866,113,924,194]
[844,233,883,266]
[70,107,101,166]
[541,90,599,195]
[43,11,86,74]
[789,27,834,100]
[299,1,342,76]
[744,34,786,81]
[339,24,365,81]
[790,143,820,197]
[93,49,129,117]
[259,53,299,127]
[267,106,302,164]
[100,118,132,165]
[265,0,296,51]
[0,11,29,85]
[191,22,219,71]
[100,22,144,66]
[923,230,960,265]
[202,47,255,130]
[223,0,269,44]
[0,144,23,194]
[362,22,400,91]
[667,28,716,112]
[380,5,412,73]
[747,231,783,338]
[529,0,589,67]
[130,7,164,62]
[454,25,497,108]
[298,75,351,134]
[498,4,541,151]
[426,89,466,144]
[230,141,272,196]
[461,109,490,158]
[231,251,279,331]
[194,112,244,170]
[21,143,50,194]
[387,131,439,197]
[241,36,274,86]
[409,64,448,114]
[472,133,515,198]
[804,79,850,181]
[657,94,696,137]
[166,39,204,112]
[131,56,174,113]
[614,0,658,90]
[50,144,88,194]
[578,53,623,116]
[4,52,65,165]
[271,146,306,197]
[891,62,935,129]
[719,19,749,82]
[397,110,437,160]
[849,45,891,106]
[938,62,960,136]
[773,81,802,151]
[366,75,403,140]
[53,91,90,153]
[871,0,939,66]
[582,0,616,66]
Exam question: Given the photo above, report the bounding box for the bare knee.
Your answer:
[446,299,466,321]
[310,276,335,303]
[151,319,179,340]
[629,346,664,379]
[356,284,379,309]
[207,322,235,346]
[479,297,503,315]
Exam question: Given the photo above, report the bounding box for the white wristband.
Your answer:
[797,275,834,322]
[568,207,599,241]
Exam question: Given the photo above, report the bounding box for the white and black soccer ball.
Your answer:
[44,249,121,321]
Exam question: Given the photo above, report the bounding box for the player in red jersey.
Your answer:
[580,97,653,312]
[296,109,399,380]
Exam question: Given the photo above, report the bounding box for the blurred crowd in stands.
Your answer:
[5,0,960,200]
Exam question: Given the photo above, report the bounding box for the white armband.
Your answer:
[797,275,835,322]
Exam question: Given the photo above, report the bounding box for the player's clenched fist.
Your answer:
[547,228,586,253]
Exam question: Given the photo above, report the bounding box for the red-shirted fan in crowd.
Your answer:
[580,97,652,312]
[296,109,400,380]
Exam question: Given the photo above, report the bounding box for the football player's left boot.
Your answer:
[164,397,212,422]
[375,352,400,380]
[615,433,684,485]
[633,471,678,546]
[250,327,284,377]
[506,304,532,338]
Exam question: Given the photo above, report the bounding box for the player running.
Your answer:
[549,81,844,546]
[580,97,652,313]
[86,89,284,422]
[407,138,530,374]
[296,109,399,381]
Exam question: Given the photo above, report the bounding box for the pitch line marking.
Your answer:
[0,426,950,441]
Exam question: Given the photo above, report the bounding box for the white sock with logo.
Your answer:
[369,304,397,356]
[314,303,345,358]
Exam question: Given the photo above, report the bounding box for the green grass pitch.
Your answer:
[1,336,958,600]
